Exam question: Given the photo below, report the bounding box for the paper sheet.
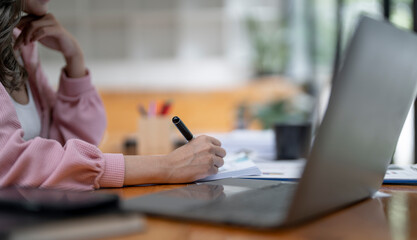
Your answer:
[205,130,276,160]
[242,159,305,180]
[243,160,417,185]
[384,164,417,183]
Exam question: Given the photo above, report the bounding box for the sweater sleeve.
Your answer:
[47,70,107,146]
[0,87,125,191]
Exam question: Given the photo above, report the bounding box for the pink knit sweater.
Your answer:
[0,30,125,191]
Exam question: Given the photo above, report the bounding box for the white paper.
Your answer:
[242,159,305,180]
[205,130,276,160]
[242,160,417,184]
[384,164,417,182]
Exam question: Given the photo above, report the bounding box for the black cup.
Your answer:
[274,123,311,160]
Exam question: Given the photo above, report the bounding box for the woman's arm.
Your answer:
[48,69,107,145]
[124,135,226,185]
[0,86,225,190]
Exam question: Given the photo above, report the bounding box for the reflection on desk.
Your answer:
[99,184,417,240]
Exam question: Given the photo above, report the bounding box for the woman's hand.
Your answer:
[124,135,226,185]
[162,135,226,183]
[14,14,86,78]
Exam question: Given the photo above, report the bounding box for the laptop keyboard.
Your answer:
[186,183,297,226]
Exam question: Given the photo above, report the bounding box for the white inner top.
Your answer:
[11,83,41,141]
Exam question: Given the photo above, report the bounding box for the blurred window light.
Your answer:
[40,0,302,91]
[38,0,415,164]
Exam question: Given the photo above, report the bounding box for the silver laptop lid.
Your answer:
[285,16,417,224]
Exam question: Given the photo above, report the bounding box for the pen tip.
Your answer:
[172,116,179,124]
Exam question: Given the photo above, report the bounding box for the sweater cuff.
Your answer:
[58,69,94,97]
[99,153,125,188]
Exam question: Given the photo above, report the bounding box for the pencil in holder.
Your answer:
[137,116,173,155]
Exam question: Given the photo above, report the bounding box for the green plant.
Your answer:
[245,16,289,76]
[255,92,314,129]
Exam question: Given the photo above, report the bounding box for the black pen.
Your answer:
[172,116,194,142]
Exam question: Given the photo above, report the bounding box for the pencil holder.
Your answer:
[137,116,174,155]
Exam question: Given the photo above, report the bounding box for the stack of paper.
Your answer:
[384,164,417,184]
[207,130,276,160]
[243,160,305,181]
[198,152,262,181]
[242,159,417,185]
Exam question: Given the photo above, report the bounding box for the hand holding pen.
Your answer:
[166,116,226,181]
[124,115,226,185]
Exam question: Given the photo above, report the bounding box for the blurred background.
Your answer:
[39,0,415,164]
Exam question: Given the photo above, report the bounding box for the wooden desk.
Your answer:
[99,184,417,240]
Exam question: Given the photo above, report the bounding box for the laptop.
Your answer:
[122,16,417,228]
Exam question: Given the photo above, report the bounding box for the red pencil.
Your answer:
[160,100,172,116]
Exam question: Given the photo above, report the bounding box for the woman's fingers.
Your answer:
[31,26,58,42]
[213,156,224,168]
[208,136,222,146]
[16,15,38,29]
[14,22,52,49]
[199,136,226,165]
[214,146,227,158]
[25,23,55,45]
[14,14,57,49]
[162,134,228,183]
[23,17,55,45]
[209,165,219,175]
[193,135,226,158]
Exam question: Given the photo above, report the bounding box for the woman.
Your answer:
[0,0,226,191]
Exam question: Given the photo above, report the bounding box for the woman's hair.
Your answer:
[0,0,26,92]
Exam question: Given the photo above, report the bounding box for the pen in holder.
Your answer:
[137,116,174,155]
